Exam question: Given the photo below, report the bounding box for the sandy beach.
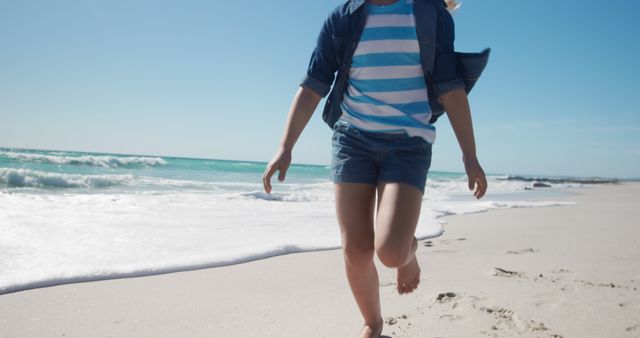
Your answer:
[1,182,639,338]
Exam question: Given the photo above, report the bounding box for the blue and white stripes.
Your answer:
[339,0,435,144]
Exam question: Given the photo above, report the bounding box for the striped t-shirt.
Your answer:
[338,0,435,144]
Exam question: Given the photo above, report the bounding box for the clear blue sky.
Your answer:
[1,0,638,178]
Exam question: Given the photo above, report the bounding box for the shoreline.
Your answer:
[1,182,639,337]
[0,185,576,296]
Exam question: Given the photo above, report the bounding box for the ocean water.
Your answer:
[0,147,597,294]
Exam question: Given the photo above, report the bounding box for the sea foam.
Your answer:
[0,189,576,295]
[1,151,167,168]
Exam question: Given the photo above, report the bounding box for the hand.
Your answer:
[464,157,487,199]
[262,147,292,194]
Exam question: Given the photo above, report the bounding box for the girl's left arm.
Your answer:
[439,88,488,199]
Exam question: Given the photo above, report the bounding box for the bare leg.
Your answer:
[374,182,423,294]
[335,183,384,337]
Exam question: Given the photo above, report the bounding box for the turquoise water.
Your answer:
[0,147,617,198]
[0,147,325,191]
[0,147,473,194]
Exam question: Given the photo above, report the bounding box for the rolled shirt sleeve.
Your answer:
[300,13,340,98]
[433,7,465,97]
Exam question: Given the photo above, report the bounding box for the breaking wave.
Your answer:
[0,168,133,188]
[1,151,167,168]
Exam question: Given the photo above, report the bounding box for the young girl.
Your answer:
[263,0,487,336]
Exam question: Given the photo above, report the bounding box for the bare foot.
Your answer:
[396,254,421,294]
[359,317,383,338]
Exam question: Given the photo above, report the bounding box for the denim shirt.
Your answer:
[301,0,465,128]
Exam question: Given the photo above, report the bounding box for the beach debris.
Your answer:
[506,248,538,254]
[533,182,552,188]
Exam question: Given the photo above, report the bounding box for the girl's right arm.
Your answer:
[262,86,322,194]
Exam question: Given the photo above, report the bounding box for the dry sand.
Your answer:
[1,183,639,337]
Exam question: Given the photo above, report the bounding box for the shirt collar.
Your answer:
[349,0,421,14]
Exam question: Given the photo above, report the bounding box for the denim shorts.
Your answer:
[330,121,433,194]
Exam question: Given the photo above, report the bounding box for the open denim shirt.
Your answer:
[301,0,465,128]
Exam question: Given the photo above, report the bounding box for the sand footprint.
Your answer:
[436,291,458,303]
[431,291,563,337]
[626,324,640,332]
[434,291,488,313]
[491,267,575,284]
[431,249,458,253]
[384,314,409,326]
[492,267,526,278]
[439,313,464,321]
[438,237,467,244]
[479,305,549,335]
[383,314,413,337]
[433,292,474,324]
[505,248,538,254]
